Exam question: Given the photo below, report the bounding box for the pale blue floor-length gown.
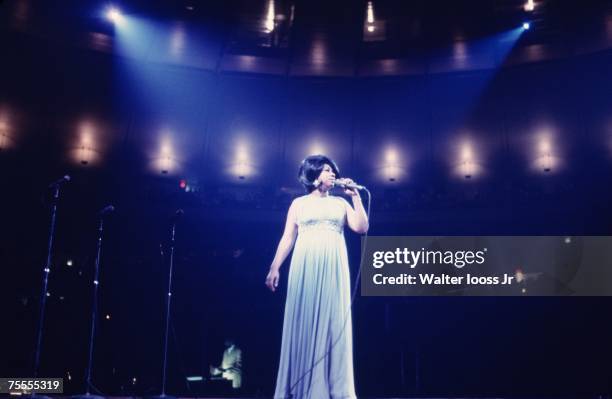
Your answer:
[274,194,357,399]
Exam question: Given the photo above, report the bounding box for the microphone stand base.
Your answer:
[72,394,105,399]
[146,395,176,399]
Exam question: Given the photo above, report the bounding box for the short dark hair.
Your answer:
[298,155,341,193]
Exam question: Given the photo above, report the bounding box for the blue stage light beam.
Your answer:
[426,26,526,132]
[109,12,216,176]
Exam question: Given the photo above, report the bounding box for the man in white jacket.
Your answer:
[210,339,242,389]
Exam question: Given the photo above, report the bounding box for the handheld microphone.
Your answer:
[333,178,365,191]
[48,175,71,188]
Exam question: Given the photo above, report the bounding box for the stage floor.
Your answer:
[40,396,611,399]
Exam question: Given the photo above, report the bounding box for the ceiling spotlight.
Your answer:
[524,0,535,12]
[365,1,376,35]
[522,22,531,30]
[367,1,374,24]
[105,6,122,24]
[265,0,275,33]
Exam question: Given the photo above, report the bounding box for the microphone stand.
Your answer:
[28,180,66,399]
[151,210,183,399]
[73,206,114,399]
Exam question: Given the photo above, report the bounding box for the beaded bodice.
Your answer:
[297,195,346,235]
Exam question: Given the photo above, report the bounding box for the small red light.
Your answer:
[179,179,187,189]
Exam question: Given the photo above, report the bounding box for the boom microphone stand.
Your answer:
[28,175,70,399]
[151,209,183,399]
[73,205,115,399]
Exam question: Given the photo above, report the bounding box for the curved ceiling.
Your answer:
[2,0,612,76]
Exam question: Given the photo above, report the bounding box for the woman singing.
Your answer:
[265,155,369,399]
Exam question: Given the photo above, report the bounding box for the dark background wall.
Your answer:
[1,25,612,397]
